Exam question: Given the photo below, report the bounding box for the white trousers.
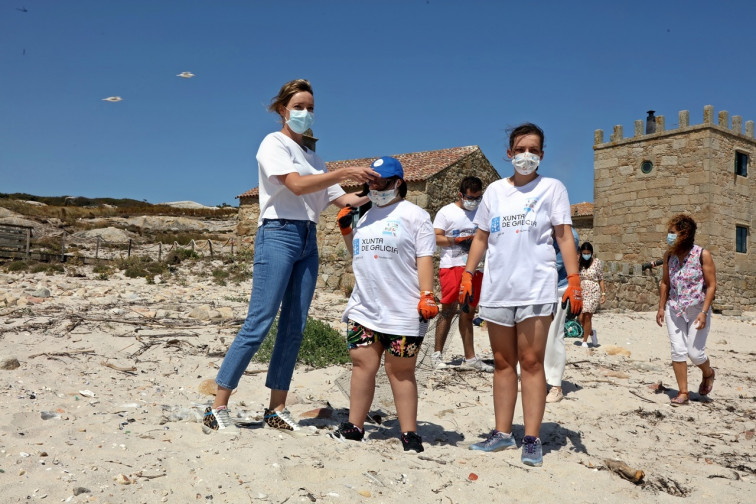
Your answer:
[665,304,710,365]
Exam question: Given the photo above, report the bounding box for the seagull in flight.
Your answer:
[177,71,195,78]
[102,96,123,102]
[17,7,28,12]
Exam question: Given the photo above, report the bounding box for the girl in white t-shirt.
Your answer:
[334,156,439,453]
[459,123,583,466]
[205,79,379,436]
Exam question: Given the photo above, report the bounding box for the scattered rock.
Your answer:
[0,358,20,370]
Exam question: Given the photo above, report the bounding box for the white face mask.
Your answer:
[286,108,314,134]
[462,199,480,211]
[512,152,540,175]
[368,187,398,207]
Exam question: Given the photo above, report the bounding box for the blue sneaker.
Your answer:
[469,430,516,452]
[521,435,543,466]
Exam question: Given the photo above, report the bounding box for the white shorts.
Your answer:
[479,303,555,327]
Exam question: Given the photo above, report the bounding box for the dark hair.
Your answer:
[507,122,545,151]
[667,214,697,255]
[579,241,594,269]
[268,79,313,116]
[459,176,483,194]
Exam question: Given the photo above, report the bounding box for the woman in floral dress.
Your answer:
[579,242,606,347]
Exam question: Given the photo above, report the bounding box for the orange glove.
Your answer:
[418,291,439,322]
[458,270,474,313]
[561,273,583,315]
[453,236,473,245]
[337,206,357,236]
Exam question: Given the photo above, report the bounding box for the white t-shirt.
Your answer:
[473,176,572,306]
[342,200,436,336]
[256,131,345,226]
[433,202,478,269]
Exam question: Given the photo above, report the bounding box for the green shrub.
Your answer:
[5,260,28,272]
[165,248,200,264]
[253,317,348,368]
[30,263,64,275]
[117,256,168,280]
[212,268,230,286]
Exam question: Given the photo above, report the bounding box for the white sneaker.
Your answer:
[546,387,564,403]
[460,356,494,373]
[431,351,448,370]
[591,330,598,346]
[203,406,240,437]
[264,408,301,432]
[581,341,589,348]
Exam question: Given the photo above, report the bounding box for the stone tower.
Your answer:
[593,105,755,313]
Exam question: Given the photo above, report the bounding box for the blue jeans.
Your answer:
[215,219,319,391]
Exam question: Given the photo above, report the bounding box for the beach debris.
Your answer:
[603,345,631,357]
[648,381,671,393]
[72,487,90,496]
[604,458,645,483]
[468,472,479,481]
[102,96,123,102]
[600,367,629,379]
[114,473,132,485]
[198,378,218,396]
[78,389,95,398]
[0,357,20,370]
[300,407,333,419]
[177,71,195,78]
[40,411,61,420]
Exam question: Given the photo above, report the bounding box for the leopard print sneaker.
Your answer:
[264,408,301,432]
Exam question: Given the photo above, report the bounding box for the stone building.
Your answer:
[236,145,500,293]
[593,105,755,313]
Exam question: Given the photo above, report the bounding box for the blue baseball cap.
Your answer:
[371,156,404,179]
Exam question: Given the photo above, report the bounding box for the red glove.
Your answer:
[458,270,474,313]
[418,291,439,322]
[561,273,583,315]
[337,206,357,236]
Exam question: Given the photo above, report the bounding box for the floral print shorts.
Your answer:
[346,321,423,358]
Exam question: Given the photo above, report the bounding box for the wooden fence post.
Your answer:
[208,240,213,259]
[128,239,132,258]
[61,232,66,262]
[95,236,100,260]
[158,242,162,262]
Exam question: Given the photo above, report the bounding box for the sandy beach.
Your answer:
[1,263,755,503]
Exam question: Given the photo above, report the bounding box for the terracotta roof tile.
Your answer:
[238,145,479,199]
[571,201,594,216]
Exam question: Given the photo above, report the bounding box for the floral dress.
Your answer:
[580,258,603,313]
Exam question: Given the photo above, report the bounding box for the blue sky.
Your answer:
[2,1,755,207]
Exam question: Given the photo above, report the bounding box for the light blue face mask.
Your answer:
[286,108,314,134]
[582,253,592,261]
[667,233,677,246]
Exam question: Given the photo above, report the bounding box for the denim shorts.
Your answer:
[346,321,424,358]
[479,303,555,327]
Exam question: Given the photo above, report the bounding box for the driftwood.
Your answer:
[101,360,137,373]
[29,349,95,359]
[604,458,645,483]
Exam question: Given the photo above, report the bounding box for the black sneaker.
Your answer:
[401,431,424,453]
[332,421,364,441]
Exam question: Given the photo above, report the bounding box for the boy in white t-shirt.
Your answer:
[335,156,439,453]
[431,176,492,372]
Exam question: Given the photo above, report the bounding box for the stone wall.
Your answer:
[593,105,756,314]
